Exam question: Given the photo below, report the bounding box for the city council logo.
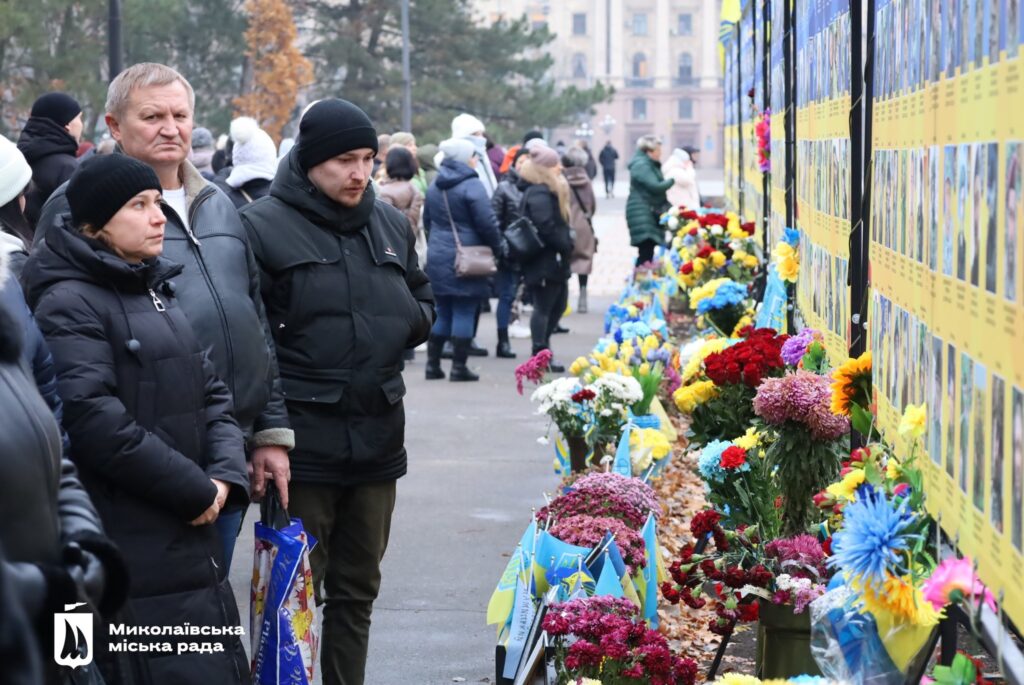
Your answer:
[54,602,93,669]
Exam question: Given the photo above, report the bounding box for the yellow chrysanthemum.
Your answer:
[673,380,719,413]
[727,224,748,239]
[681,337,729,382]
[857,575,943,627]
[693,257,708,275]
[713,675,761,685]
[710,250,727,268]
[898,403,927,439]
[689,277,731,310]
[743,253,761,269]
[734,427,762,451]
[569,356,591,376]
[826,468,866,501]
[830,351,872,416]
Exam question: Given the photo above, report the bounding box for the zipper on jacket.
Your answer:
[148,289,166,312]
[161,187,238,395]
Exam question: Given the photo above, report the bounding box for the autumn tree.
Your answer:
[233,0,312,142]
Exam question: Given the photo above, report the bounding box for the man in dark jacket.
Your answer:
[33,63,294,566]
[598,140,619,198]
[240,98,434,685]
[17,92,83,231]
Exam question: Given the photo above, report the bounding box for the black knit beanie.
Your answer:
[296,98,378,171]
[30,92,82,127]
[66,155,162,231]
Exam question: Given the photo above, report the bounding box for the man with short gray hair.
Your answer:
[35,62,294,567]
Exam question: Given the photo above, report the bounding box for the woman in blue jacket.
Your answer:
[423,139,502,382]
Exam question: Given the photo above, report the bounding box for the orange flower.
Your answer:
[830,351,872,416]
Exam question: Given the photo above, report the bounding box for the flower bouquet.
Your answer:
[773,228,801,283]
[589,372,644,455]
[542,596,698,685]
[689,277,753,337]
[753,370,849,536]
[696,433,781,537]
[682,328,789,446]
[661,510,769,636]
[531,377,595,472]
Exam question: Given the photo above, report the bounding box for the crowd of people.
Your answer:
[0,60,623,685]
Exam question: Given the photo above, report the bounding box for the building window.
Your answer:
[678,97,694,119]
[632,98,648,120]
[677,13,693,35]
[573,12,587,35]
[632,12,648,36]
[632,52,649,79]
[677,53,694,84]
[572,52,587,78]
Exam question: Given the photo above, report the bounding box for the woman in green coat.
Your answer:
[625,134,674,265]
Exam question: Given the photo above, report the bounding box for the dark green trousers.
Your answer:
[289,479,397,685]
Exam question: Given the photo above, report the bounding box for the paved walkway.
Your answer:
[227,180,639,683]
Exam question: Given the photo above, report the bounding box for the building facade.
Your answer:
[472,0,724,168]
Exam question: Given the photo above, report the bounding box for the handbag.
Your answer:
[442,190,498,277]
[504,190,544,261]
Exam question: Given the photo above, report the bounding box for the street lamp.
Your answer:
[600,114,616,136]
[574,120,594,139]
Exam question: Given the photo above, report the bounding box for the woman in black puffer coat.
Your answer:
[23,155,251,685]
[516,144,574,371]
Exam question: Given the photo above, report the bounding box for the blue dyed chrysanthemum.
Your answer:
[696,281,747,314]
[827,485,918,588]
[782,226,801,247]
[697,439,747,483]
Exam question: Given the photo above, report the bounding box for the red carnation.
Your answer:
[688,227,699,236]
[697,244,714,259]
[682,209,699,220]
[741,221,756,235]
[571,388,596,402]
[680,261,694,275]
[720,446,748,470]
[690,509,721,538]
[738,601,760,622]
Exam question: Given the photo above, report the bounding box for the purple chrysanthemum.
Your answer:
[780,329,820,366]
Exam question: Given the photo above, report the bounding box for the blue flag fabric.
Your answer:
[613,426,633,477]
[502,577,537,679]
[533,529,591,595]
[641,514,660,626]
[755,264,788,332]
[594,558,625,598]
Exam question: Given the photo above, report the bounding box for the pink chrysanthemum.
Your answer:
[754,370,850,441]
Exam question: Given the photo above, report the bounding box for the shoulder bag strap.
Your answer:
[441,190,463,249]
[569,185,594,228]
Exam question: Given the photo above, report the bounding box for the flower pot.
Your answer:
[755,600,821,679]
[632,413,661,430]
[565,434,590,473]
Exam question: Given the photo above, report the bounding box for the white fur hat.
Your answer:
[451,113,485,139]
[226,117,278,188]
[0,135,32,207]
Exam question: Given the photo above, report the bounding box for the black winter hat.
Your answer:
[30,92,82,127]
[67,155,162,231]
[296,98,378,171]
